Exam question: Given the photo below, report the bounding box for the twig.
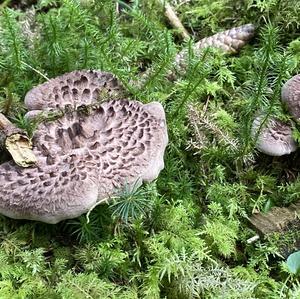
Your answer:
[21,61,50,81]
[163,1,190,40]
[246,234,260,244]
[116,1,119,15]
[188,104,240,151]
[0,113,37,167]
[203,95,210,114]
[86,196,115,223]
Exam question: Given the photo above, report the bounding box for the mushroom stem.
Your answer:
[163,1,190,40]
[0,113,37,167]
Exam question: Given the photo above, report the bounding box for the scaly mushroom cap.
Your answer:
[0,70,168,224]
[252,115,297,156]
[281,74,300,120]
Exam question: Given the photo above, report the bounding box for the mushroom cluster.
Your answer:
[252,74,300,156]
[0,70,168,224]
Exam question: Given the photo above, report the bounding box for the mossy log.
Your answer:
[249,201,300,235]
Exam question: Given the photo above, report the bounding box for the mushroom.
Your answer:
[0,70,168,224]
[251,114,297,156]
[281,74,300,120]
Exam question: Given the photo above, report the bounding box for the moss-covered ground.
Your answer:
[1,0,300,298]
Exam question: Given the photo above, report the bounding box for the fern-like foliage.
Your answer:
[0,0,299,298]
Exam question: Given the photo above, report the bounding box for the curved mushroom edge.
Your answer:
[251,115,297,156]
[0,97,168,224]
[281,74,300,121]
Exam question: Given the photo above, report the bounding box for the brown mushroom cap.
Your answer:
[25,70,124,112]
[252,115,297,156]
[281,74,300,120]
[0,70,168,224]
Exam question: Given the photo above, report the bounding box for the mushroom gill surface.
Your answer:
[252,115,297,156]
[0,70,168,224]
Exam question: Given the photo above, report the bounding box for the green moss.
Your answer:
[0,0,300,297]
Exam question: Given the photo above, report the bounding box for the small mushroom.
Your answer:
[281,74,300,120]
[251,114,297,156]
[0,70,168,224]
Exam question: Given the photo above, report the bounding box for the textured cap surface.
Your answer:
[0,70,168,224]
[281,74,300,120]
[252,115,297,156]
[25,70,124,112]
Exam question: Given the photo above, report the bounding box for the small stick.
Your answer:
[246,234,260,244]
[116,1,119,15]
[203,95,210,114]
[21,61,50,81]
[0,113,37,167]
[163,1,190,40]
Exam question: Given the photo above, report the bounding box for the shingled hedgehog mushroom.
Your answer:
[281,74,300,121]
[0,70,168,224]
[252,74,300,156]
[251,114,297,156]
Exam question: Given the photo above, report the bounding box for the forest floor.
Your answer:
[1,0,300,298]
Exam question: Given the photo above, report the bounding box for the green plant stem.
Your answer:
[172,48,210,118]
